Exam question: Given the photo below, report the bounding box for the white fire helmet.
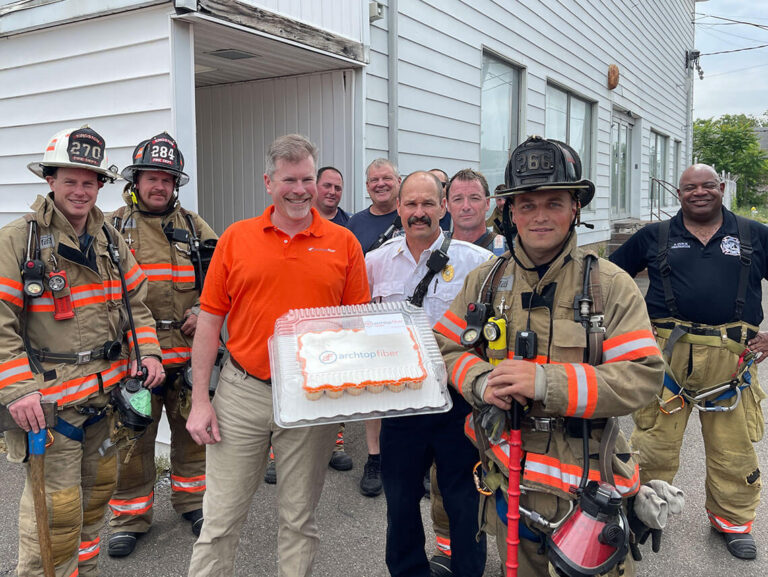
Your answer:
[27,126,119,183]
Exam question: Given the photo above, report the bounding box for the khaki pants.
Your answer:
[632,335,765,532]
[187,359,337,577]
[483,491,635,577]
[7,395,116,577]
[109,369,206,533]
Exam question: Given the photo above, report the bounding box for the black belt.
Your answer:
[230,356,271,385]
[523,416,607,436]
[31,341,122,365]
[652,321,757,344]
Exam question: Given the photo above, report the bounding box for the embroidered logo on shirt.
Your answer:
[670,242,690,250]
[721,236,741,257]
[308,247,336,252]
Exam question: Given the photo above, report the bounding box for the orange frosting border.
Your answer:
[296,326,427,394]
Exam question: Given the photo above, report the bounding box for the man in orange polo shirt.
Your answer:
[185,134,370,577]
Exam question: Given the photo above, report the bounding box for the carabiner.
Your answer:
[472,461,493,496]
[658,394,685,415]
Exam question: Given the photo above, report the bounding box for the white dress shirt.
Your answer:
[365,231,493,326]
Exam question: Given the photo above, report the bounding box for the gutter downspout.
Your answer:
[387,0,398,163]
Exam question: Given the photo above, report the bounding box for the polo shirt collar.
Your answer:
[260,205,325,237]
[672,206,735,242]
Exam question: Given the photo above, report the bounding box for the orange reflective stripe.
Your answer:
[78,537,100,561]
[0,358,34,390]
[162,347,191,365]
[40,360,127,406]
[523,453,640,496]
[435,535,452,556]
[434,309,466,345]
[170,473,206,493]
[603,330,660,363]
[124,262,146,291]
[67,568,79,577]
[109,490,154,516]
[707,510,752,534]
[0,277,23,307]
[127,327,159,351]
[563,363,598,418]
[451,352,482,392]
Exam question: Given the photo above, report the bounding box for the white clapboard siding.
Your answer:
[365,0,693,243]
[195,69,355,234]
[236,0,363,42]
[0,5,175,227]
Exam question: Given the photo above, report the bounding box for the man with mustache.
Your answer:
[365,171,492,577]
[611,163,768,560]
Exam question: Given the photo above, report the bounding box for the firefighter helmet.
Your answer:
[27,126,119,182]
[121,132,189,187]
[498,135,595,208]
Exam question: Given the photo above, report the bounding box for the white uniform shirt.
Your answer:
[366,232,493,326]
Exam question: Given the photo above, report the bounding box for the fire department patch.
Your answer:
[721,235,741,256]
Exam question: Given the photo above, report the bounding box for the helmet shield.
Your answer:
[121,132,189,187]
[27,126,119,182]
[500,136,595,208]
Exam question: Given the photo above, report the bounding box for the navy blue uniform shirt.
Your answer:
[610,208,768,327]
[330,207,350,227]
[347,208,399,254]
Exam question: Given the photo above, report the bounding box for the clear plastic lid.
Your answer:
[269,301,450,427]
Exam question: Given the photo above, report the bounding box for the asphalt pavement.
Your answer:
[2,278,768,576]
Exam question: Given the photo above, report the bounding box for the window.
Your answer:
[480,52,521,190]
[649,130,670,207]
[545,84,593,179]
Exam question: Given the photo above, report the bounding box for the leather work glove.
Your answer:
[627,481,684,560]
[478,404,508,444]
[627,493,663,561]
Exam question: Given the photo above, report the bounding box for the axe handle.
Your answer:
[28,429,55,577]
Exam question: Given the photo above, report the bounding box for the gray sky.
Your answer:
[693,0,768,120]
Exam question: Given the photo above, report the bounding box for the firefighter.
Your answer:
[433,136,664,576]
[0,126,163,577]
[107,132,218,557]
[611,163,768,560]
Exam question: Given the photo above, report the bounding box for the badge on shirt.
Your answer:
[441,264,454,282]
[721,236,741,257]
[670,242,690,250]
[39,234,54,249]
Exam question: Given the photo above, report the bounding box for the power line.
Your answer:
[701,61,768,80]
[695,13,768,31]
[701,43,768,56]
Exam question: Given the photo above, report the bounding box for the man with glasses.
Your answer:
[611,163,768,560]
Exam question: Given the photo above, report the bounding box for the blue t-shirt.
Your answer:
[610,208,768,326]
[331,208,350,227]
[347,208,399,254]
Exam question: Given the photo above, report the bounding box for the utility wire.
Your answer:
[695,13,768,31]
[701,44,768,56]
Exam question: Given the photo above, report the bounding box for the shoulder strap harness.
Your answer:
[408,234,452,308]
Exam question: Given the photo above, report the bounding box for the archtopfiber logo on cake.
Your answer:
[317,348,399,364]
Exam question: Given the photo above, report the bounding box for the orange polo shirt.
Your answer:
[201,206,370,380]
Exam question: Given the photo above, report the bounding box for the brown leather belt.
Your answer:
[230,356,271,385]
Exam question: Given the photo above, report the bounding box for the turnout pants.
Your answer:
[187,359,337,577]
[7,394,116,577]
[381,391,486,577]
[430,465,452,558]
[109,368,206,533]
[631,331,765,533]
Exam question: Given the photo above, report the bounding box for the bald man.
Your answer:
[611,164,768,560]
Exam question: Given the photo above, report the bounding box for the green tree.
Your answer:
[693,114,768,207]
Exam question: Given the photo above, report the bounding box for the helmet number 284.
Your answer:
[151,145,175,160]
